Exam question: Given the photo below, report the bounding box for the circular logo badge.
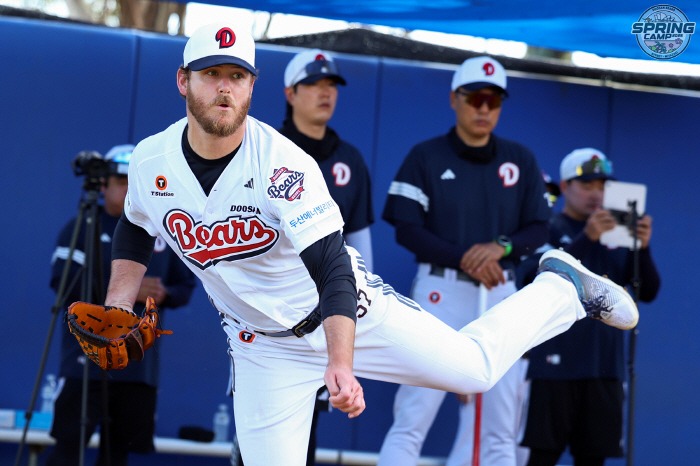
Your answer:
[155,175,167,190]
[631,5,696,60]
[239,331,255,343]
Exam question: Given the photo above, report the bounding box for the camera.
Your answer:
[72,151,110,179]
[609,209,634,228]
[72,150,129,180]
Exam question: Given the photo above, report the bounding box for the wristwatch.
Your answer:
[495,235,513,257]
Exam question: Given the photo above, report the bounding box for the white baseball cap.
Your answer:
[183,22,257,76]
[284,49,346,88]
[560,148,614,182]
[451,56,507,95]
[104,144,134,177]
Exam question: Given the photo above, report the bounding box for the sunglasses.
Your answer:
[455,89,505,110]
[576,157,613,177]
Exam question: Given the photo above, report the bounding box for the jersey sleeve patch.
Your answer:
[267,167,305,201]
[284,199,339,234]
[281,198,344,253]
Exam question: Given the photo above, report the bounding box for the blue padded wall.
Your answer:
[607,88,700,465]
[130,32,188,142]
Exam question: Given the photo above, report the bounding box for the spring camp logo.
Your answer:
[631,5,695,59]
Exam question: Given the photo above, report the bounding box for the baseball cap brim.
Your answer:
[296,73,347,86]
[108,163,129,177]
[572,173,616,182]
[188,55,258,76]
[459,81,508,96]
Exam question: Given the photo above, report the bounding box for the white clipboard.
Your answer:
[600,180,647,249]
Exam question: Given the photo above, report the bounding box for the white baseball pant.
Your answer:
[377,264,530,466]
[226,257,583,466]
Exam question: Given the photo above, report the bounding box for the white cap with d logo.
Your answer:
[183,22,257,76]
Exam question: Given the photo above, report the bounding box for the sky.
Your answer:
[4,0,700,77]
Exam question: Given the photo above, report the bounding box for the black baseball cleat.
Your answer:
[538,249,639,330]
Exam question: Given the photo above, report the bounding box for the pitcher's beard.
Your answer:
[187,93,251,137]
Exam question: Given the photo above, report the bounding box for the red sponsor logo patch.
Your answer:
[156,176,167,190]
[163,209,279,270]
[267,167,305,201]
[239,331,255,343]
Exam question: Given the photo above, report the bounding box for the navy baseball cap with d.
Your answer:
[183,22,257,76]
[284,49,346,87]
[560,148,614,182]
[104,144,134,177]
[451,56,508,96]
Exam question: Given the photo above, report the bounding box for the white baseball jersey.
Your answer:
[120,114,587,466]
[124,116,344,332]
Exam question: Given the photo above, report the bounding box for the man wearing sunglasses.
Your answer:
[379,56,552,466]
[520,148,660,466]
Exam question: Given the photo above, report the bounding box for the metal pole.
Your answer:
[14,203,86,466]
[626,201,640,466]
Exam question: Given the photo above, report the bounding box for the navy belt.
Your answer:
[429,265,514,284]
[228,306,322,338]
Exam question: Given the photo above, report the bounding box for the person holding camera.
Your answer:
[519,148,661,466]
[46,144,196,466]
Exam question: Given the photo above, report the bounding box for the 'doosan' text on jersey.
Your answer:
[124,117,344,332]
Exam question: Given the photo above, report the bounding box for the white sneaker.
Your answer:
[538,249,639,330]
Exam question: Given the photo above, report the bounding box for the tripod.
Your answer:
[15,154,112,466]
[626,201,641,466]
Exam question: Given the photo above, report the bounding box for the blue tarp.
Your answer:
[180,1,700,65]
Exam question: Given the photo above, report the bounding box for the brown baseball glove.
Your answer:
[66,296,172,371]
